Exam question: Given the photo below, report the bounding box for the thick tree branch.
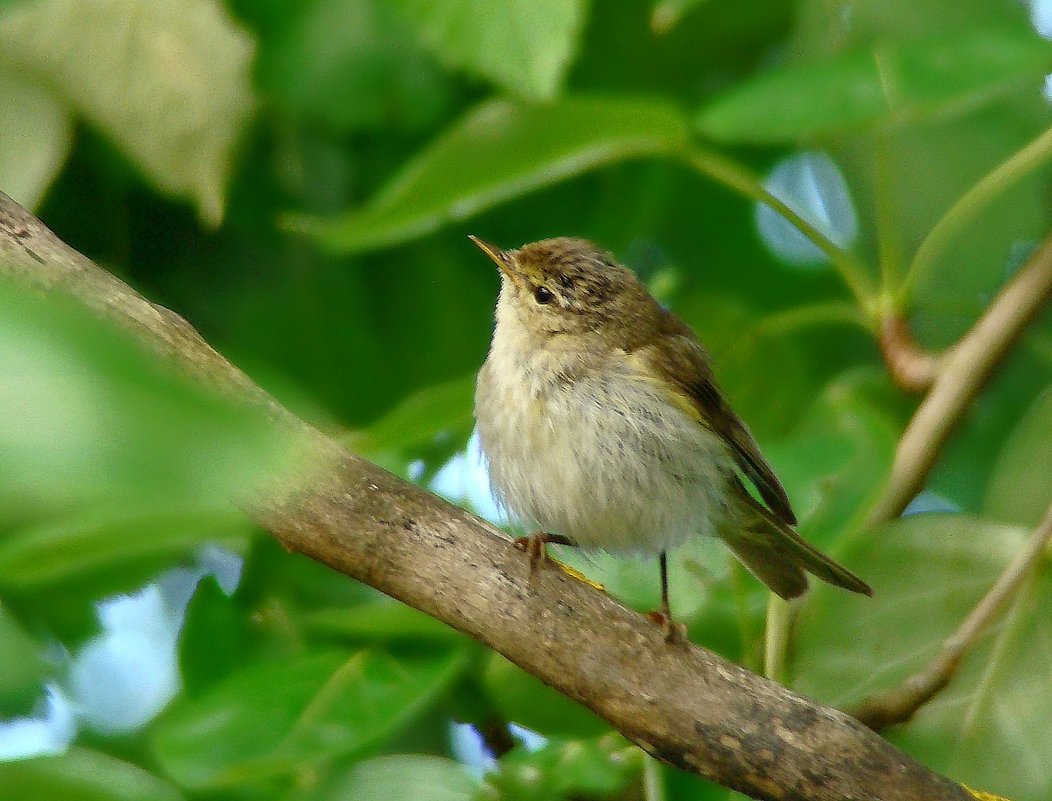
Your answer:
[849,500,1052,730]
[868,235,1052,524]
[0,192,976,801]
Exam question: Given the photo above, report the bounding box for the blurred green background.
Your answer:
[2,0,1052,799]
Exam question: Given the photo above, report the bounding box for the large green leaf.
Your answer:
[320,755,479,801]
[793,514,1052,801]
[286,96,689,253]
[983,387,1052,528]
[390,0,588,100]
[696,26,1052,143]
[151,648,468,789]
[0,0,255,224]
[0,69,72,209]
[0,748,184,801]
[0,285,299,545]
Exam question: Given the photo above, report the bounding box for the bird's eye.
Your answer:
[533,286,555,305]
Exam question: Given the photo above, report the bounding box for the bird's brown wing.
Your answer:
[628,315,798,526]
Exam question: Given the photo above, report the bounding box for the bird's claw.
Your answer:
[513,534,547,574]
[646,609,688,646]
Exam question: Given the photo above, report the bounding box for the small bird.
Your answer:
[471,236,871,641]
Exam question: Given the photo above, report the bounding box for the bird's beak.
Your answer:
[469,235,514,279]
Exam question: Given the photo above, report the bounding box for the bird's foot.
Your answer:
[646,609,688,646]
[513,532,575,574]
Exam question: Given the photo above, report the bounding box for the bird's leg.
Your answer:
[513,532,575,573]
[647,551,687,644]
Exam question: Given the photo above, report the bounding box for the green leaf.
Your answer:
[678,293,809,442]
[0,69,72,209]
[0,747,184,801]
[486,735,637,801]
[764,370,898,549]
[983,386,1052,527]
[178,576,251,696]
[348,374,476,457]
[0,509,249,590]
[320,755,479,801]
[696,26,1052,143]
[303,600,467,645]
[286,96,689,253]
[0,0,255,224]
[390,0,588,101]
[0,601,46,707]
[152,648,468,789]
[793,514,1052,801]
[0,284,300,538]
[650,0,711,35]
[258,0,450,133]
[481,653,609,739]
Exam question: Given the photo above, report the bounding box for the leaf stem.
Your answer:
[901,123,1052,301]
[763,595,791,683]
[642,753,666,801]
[874,133,906,299]
[682,146,878,316]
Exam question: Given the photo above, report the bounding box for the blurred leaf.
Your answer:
[349,374,476,457]
[794,513,1052,801]
[179,577,251,696]
[0,601,46,707]
[0,0,255,224]
[286,96,689,253]
[258,0,450,133]
[0,284,300,521]
[677,293,809,441]
[0,747,184,801]
[983,386,1052,527]
[764,370,898,548]
[152,648,468,789]
[319,754,479,801]
[390,0,588,101]
[485,735,637,801]
[303,600,467,645]
[696,26,1052,143]
[0,69,72,209]
[481,653,609,739]
[650,0,711,35]
[0,509,249,590]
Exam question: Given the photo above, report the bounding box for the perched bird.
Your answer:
[471,236,871,641]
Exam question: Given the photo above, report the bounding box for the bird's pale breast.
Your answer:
[475,330,735,553]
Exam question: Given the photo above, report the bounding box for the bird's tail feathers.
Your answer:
[721,486,872,600]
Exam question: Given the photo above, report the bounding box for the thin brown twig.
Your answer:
[878,314,942,394]
[849,501,1052,730]
[868,235,1052,525]
[0,192,976,801]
